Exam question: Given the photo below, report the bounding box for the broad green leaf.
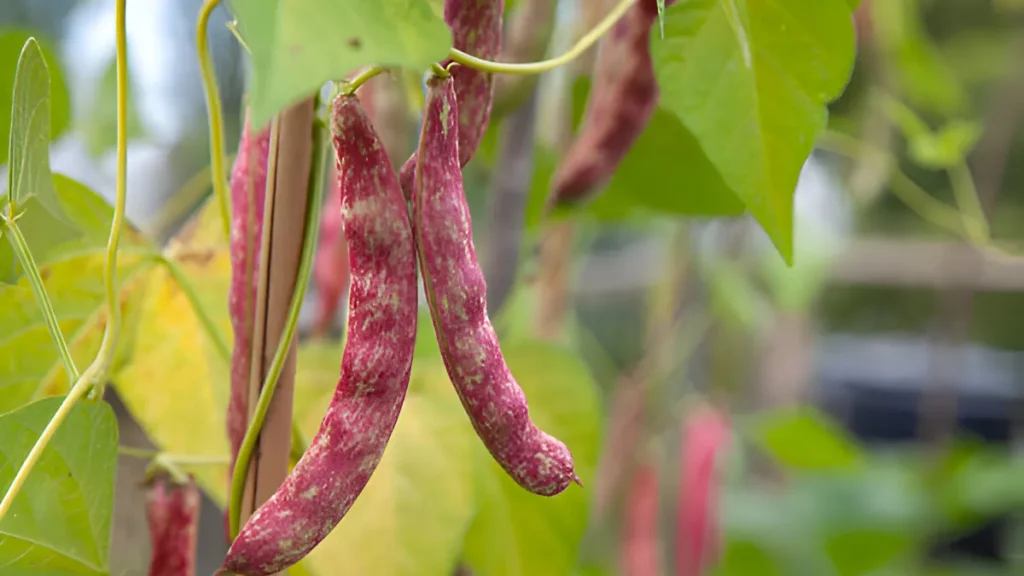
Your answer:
[750,407,864,472]
[0,30,70,168]
[6,37,66,222]
[114,198,233,506]
[463,341,602,576]
[652,0,857,262]
[0,175,149,414]
[291,344,476,576]
[0,396,118,574]
[712,540,784,576]
[227,0,452,130]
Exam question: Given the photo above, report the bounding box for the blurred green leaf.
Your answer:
[0,175,149,415]
[712,540,785,576]
[79,57,145,157]
[291,345,477,576]
[463,341,602,576]
[652,0,856,262]
[228,0,452,130]
[707,259,764,330]
[751,407,864,472]
[6,37,66,222]
[871,0,966,116]
[0,396,118,574]
[908,120,982,169]
[0,29,70,167]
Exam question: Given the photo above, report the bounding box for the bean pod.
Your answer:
[676,405,729,576]
[546,0,671,209]
[399,0,504,197]
[414,74,579,496]
[221,93,419,576]
[146,476,201,576]
[226,113,271,472]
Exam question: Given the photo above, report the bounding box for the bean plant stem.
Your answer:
[197,0,232,241]
[228,111,327,540]
[1,221,79,382]
[87,0,131,399]
[448,0,634,75]
[344,66,389,94]
[0,0,131,524]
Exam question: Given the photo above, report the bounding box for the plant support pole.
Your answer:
[238,97,317,550]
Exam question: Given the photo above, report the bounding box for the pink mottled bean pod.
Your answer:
[414,75,579,496]
[226,112,271,473]
[146,476,201,576]
[399,0,504,197]
[676,404,729,576]
[221,94,419,576]
[547,0,673,209]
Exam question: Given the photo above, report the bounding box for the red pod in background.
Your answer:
[226,113,272,475]
[546,0,675,209]
[146,476,201,576]
[622,462,662,576]
[676,405,730,576]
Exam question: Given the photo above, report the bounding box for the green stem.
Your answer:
[342,66,389,95]
[197,0,233,242]
[119,446,230,466]
[948,161,990,244]
[228,112,327,540]
[818,131,977,240]
[86,0,130,400]
[448,0,634,75]
[1,220,79,382]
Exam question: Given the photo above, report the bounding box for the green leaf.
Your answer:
[908,120,982,169]
[6,37,66,222]
[227,0,452,130]
[651,0,857,262]
[0,396,118,574]
[750,407,864,472]
[292,344,476,576]
[78,57,146,157]
[0,175,149,414]
[870,0,966,116]
[712,540,785,576]
[0,30,70,168]
[0,174,87,284]
[463,341,602,576]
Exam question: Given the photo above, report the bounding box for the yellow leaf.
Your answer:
[292,342,476,576]
[114,197,233,505]
[0,175,150,414]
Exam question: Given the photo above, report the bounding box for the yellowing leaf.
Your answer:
[292,342,476,576]
[0,175,149,414]
[114,197,233,505]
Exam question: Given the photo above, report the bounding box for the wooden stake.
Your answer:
[240,97,316,563]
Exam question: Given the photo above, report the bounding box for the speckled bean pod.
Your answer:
[146,476,201,576]
[414,75,579,496]
[221,93,419,576]
[399,0,504,198]
[547,0,672,208]
[226,112,271,473]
